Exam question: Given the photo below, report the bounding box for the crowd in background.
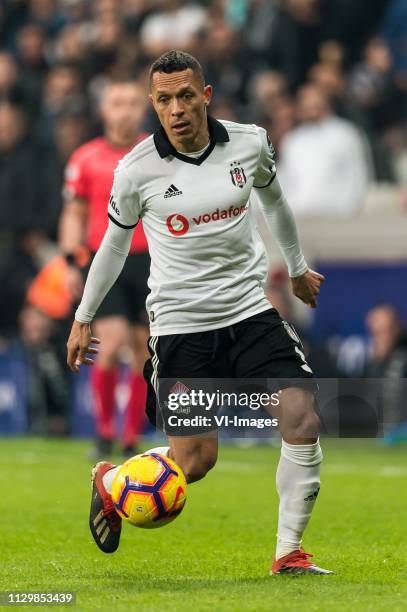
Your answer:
[0,0,406,435]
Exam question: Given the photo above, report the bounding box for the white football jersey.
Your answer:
[108,117,277,335]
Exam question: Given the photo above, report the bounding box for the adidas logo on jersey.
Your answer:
[164,184,183,198]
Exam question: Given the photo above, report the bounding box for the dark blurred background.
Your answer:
[0,0,406,439]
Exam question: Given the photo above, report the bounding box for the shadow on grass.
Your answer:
[84,571,334,593]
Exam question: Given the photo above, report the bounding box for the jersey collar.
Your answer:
[153,115,229,166]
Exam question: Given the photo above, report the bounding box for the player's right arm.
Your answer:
[67,161,140,372]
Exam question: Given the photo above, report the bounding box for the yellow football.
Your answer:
[111,453,187,528]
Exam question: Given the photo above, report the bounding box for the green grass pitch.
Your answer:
[1,438,406,611]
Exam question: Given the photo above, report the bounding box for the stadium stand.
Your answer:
[0,0,405,435]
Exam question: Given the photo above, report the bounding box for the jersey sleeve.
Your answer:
[107,160,141,229]
[63,148,89,201]
[253,126,277,189]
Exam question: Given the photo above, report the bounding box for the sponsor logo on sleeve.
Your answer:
[109,194,120,216]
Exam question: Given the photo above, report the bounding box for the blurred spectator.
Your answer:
[39,64,87,144]
[60,0,89,25]
[210,96,239,122]
[0,1,28,49]
[365,304,407,375]
[86,5,123,77]
[308,57,372,131]
[201,16,252,110]
[16,23,48,107]
[263,0,324,90]
[0,51,19,99]
[365,304,407,430]
[28,0,66,38]
[347,37,403,181]
[318,40,345,69]
[19,304,69,436]
[262,0,391,89]
[267,96,296,151]
[249,70,289,123]
[309,62,345,108]
[348,38,400,130]
[140,0,207,58]
[43,64,84,116]
[310,53,396,181]
[382,0,407,90]
[0,101,61,337]
[322,0,389,63]
[53,111,89,165]
[0,101,59,236]
[0,50,37,114]
[0,236,37,340]
[53,23,89,68]
[243,0,279,61]
[248,70,295,150]
[111,32,143,79]
[278,84,371,216]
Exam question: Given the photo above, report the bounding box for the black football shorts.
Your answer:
[143,308,317,433]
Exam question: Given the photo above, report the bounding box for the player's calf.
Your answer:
[168,435,218,484]
[284,410,321,443]
[176,453,217,483]
[276,388,321,442]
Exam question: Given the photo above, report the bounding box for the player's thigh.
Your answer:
[144,331,231,436]
[232,308,319,438]
[168,431,218,483]
[233,309,308,374]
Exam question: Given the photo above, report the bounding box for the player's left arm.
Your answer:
[253,127,325,308]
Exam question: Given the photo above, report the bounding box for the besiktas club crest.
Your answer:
[230,161,247,189]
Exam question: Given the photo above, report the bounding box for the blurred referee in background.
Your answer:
[60,79,150,459]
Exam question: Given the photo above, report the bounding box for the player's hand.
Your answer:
[66,320,100,373]
[290,269,325,308]
[66,265,84,301]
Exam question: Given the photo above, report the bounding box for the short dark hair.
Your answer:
[149,50,204,88]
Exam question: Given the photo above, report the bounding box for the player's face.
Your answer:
[150,68,212,151]
[101,83,146,136]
